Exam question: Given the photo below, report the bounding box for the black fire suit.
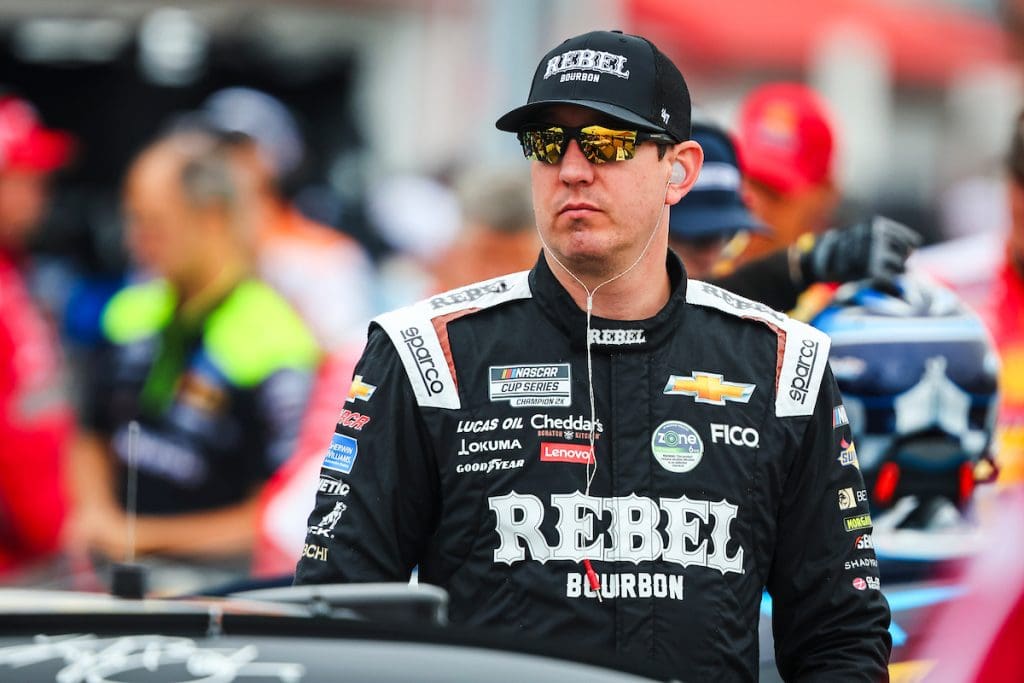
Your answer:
[295,253,891,681]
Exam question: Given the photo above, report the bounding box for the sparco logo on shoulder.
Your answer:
[488,492,743,574]
[401,326,444,396]
[789,338,819,404]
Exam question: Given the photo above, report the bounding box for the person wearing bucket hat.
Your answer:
[668,121,768,279]
[672,121,922,313]
[0,93,75,576]
[296,30,890,680]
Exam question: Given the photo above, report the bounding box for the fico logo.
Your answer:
[710,423,759,448]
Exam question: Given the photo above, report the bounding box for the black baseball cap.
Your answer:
[669,123,768,239]
[495,30,691,142]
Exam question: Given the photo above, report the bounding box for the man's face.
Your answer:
[124,149,205,283]
[743,177,837,247]
[670,234,734,280]
[529,105,678,279]
[0,169,51,250]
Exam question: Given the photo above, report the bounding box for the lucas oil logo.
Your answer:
[664,372,755,406]
[489,364,571,407]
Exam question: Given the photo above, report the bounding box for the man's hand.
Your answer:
[798,216,922,285]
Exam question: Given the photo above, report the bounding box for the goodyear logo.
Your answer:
[844,514,872,532]
[664,372,755,406]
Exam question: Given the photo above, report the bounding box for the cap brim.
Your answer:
[742,153,816,195]
[669,204,770,239]
[496,99,671,136]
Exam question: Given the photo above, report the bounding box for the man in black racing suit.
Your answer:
[295,29,891,681]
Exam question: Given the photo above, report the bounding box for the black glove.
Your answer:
[798,215,922,285]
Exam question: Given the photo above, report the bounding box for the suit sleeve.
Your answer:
[294,324,440,584]
[768,366,892,682]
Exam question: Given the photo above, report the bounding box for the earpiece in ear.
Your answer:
[670,162,686,184]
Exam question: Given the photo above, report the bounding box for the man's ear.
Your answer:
[666,141,703,206]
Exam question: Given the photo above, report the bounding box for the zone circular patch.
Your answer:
[651,420,704,473]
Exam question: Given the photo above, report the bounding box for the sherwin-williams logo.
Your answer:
[541,442,595,465]
[323,433,358,474]
[346,375,376,403]
[489,364,571,407]
[664,372,755,406]
[844,514,872,532]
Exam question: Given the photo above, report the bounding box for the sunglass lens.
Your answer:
[519,128,566,164]
[580,126,637,164]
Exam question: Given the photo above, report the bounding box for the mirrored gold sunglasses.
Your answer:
[517,124,676,165]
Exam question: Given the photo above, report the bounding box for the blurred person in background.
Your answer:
[0,93,75,577]
[733,82,840,264]
[991,109,1024,484]
[253,166,539,577]
[181,88,380,577]
[671,120,920,313]
[667,120,768,279]
[192,87,376,353]
[66,131,319,575]
[433,166,540,292]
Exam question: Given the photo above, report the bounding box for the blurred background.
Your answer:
[1,0,1018,275]
[0,1,1020,679]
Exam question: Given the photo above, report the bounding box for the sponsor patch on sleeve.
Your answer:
[776,322,831,418]
[323,433,358,474]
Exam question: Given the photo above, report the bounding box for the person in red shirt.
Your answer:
[991,110,1024,484]
[0,93,75,576]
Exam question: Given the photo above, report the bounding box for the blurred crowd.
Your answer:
[0,50,1020,638]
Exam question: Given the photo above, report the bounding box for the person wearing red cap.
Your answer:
[734,82,840,265]
[0,94,75,577]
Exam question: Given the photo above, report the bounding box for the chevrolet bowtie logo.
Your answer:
[346,375,377,403]
[664,372,755,405]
